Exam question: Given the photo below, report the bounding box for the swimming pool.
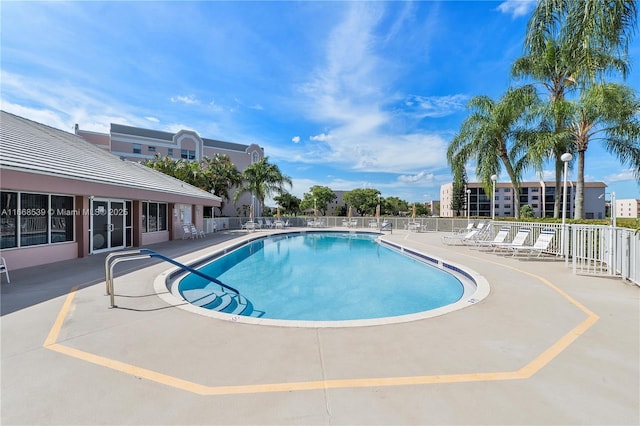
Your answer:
[167,231,488,326]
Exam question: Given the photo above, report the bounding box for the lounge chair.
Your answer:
[491,228,531,252]
[380,220,392,231]
[509,229,556,257]
[442,228,480,245]
[1,257,10,283]
[455,223,475,234]
[473,226,510,249]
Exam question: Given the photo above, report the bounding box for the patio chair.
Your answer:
[473,226,511,249]
[190,224,205,239]
[491,228,531,252]
[1,257,10,284]
[183,224,193,239]
[380,220,392,231]
[442,228,480,245]
[509,229,556,257]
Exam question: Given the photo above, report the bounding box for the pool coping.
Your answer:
[154,229,490,328]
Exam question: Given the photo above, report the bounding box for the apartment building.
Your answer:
[615,199,640,218]
[75,123,264,217]
[440,181,607,219]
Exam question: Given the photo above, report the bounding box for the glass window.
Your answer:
[20,193,48,246]
[1,191,17,249]
[181,149,195,160]
[133,143,142,154]
[148,146,156,152]
[51,195,74,243]
[167,148,174,156]
[148,203,158,232]
[251,151,260,163]
[142,202,167,233]
[142,202,148,232]
[158,204,167,231]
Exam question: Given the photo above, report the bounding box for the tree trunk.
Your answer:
[500,155,521,219]
[574,150,586,219]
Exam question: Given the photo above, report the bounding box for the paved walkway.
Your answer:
[1,229,638,425]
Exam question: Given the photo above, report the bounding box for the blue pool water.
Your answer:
[178,232,464,321]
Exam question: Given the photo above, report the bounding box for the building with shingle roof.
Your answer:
[1,111,221,270]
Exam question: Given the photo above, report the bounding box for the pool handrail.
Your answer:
[105,248,240,308]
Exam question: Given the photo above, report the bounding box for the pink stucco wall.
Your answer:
[1,242,78,271]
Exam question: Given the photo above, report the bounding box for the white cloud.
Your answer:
[310,133,332,142]
[605,168,638,183]
[145,116,159,123]
[397,171,435,185]
[170,95,199,105]
[496,1,537,19]
[291,136,301,143]
[403,94,468,118]
[286,3,450,174]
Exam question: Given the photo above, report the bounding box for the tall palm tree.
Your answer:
[448,86,538,219]
[562,83,640,218]
[233,157,292,216]
[525,0,636,83]
[523,0,637,218]
[512,37,577,218]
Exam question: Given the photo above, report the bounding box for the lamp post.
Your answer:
[561,152,573,259]
[490,175,497,220]
[466,189,471,223]
[611,191,616,228]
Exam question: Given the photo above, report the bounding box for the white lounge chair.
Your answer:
[474,226,511,249]
[492,228,531,252]
[1,257,10,283]
[442,228,479,245]
[509,229,556,257]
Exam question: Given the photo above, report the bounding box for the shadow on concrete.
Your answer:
[0,231,244,316]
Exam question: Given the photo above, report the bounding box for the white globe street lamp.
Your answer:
[560,152,573,258]
[490,175,497,220]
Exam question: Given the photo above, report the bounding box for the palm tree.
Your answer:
[448,86,538,219]
[512,37,578,218]
[233,157,292,216]
[525,0,636,83]
[523,0,637,218]
[202,154,242,215]
[563,83,640,218]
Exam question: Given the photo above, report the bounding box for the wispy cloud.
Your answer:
[496,1,536,19]
[310,133,332,142]
[170,95,199,105]
[605,168,638,183]
[291,136,300,143]
[403,94,468,118]
[289,2,450,174]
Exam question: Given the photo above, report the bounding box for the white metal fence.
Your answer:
[203,216,639,286]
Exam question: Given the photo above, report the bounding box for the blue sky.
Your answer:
[2,0,639,203]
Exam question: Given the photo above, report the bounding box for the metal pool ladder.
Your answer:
[104,248,243,310]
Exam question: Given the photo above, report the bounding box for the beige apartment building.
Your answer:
[75,123,264,217]
[440,181,607,219]
[615,199,640,218]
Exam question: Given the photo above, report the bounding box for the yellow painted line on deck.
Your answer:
[43,245,599,396]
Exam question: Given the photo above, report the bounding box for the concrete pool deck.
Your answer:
[1,228,638,425]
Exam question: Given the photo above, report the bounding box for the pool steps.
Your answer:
[181,287,264,317]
